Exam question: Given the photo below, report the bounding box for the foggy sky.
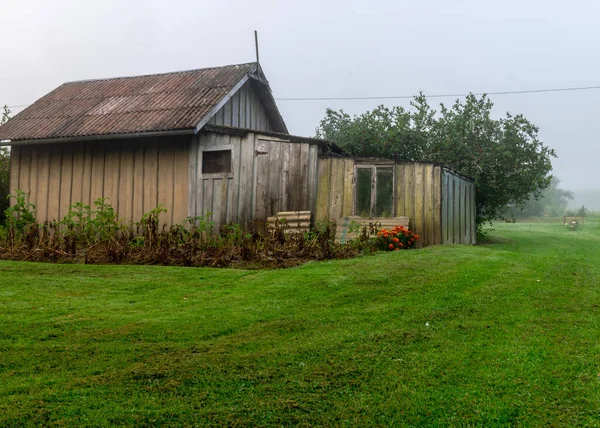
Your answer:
[2,0,599,195]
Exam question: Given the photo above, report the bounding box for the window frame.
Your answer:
[353,164,395,218]
[200,145,233,179]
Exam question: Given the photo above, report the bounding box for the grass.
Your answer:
[2,220,600,426]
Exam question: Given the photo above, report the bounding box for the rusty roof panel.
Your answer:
[0,63,255,141]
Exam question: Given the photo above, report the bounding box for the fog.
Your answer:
[2,0,599,203]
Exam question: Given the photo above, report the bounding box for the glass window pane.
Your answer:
[202,150,231,174]
[375,167,393,217]
[355,168,372,217]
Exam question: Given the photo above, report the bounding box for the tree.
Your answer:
[316,94,556,226]
[0,105,11,223]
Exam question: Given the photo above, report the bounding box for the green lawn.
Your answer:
[2,220,600,426]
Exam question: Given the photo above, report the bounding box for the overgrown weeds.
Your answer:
[0,193,384,268]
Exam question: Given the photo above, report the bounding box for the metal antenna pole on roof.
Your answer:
[254,30,260,78]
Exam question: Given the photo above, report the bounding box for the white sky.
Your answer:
[2,0,600,192]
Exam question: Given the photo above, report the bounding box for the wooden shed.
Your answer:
[1,61,476,245]
[0,62,341,232]
[315,157,476,245]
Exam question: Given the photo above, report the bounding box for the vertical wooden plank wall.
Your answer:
[189,131,319,232]
[394,163,442,246]
[440,169,476,245]
[207,80,274,131]
[441,172,449,244]
[10,139,476,244]
[314,157,356,223]
[117,142,134,224]
[315,157,332,223]
[316,157,474,245]
[9,145,20,206]
[9,136,190,226]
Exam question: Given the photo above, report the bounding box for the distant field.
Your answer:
[512,215,589,224]
[512,216,565,223]
[2,220,600,425]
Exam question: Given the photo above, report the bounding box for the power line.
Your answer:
[7,84,600,108]
[274,85,600,101]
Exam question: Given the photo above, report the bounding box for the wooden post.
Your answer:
[254,31,260,75]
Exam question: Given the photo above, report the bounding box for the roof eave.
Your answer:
[0,128,196,146]
[203,124,345,154]
[193,63,289,135]
[193,72,253,134]
[249,64,289,133]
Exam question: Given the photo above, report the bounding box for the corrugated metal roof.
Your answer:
[0,63,256,141]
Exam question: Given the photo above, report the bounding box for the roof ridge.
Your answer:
[62,62,257,85]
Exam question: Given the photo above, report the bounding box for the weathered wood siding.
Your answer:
[315,157,474,245]
[441,168,477,244]
[207,80,274,131]
[315,157,355,223]
[10,136,190,226]
[394,162,443,246]
[189,131,319,232]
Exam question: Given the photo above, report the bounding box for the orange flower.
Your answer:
[399,242,404,248]
[388,244,394,250]
[394,247,400,251]
[414,234,419,240]
[392,237,399,243]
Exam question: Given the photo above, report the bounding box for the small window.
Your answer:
[355,166,394,217]
[355,168,373,217]
[202,150,231,174]
[375,167,394,217]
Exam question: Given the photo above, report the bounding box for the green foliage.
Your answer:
[348,219,361,235]
[317,94,556,226]
[565,205,587,217]
[137,203,167,248]
[0,192,379,267]
[61,198,125,246]
[0,105,11,224]
[1,105,9,125]
[185,212,215,239]
[4,189,36,239]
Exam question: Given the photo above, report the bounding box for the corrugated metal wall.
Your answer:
[207,80,274,131]
[315,157,475,245]
[9,136,190,226]
[189,131,319,232]
[441,168,477,244]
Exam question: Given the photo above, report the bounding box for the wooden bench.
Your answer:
[336,216,410,243]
